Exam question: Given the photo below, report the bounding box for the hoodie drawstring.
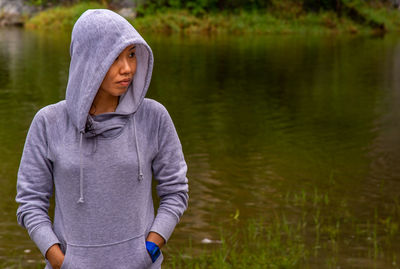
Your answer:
[77,115,143,204]
[133,115,144,182]
[77,131,85,204]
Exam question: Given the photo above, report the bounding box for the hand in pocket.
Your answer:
[46,244,65,269]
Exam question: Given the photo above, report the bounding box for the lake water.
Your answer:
[1,27,400,268]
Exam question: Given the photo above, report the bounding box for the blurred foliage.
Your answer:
[24,0,110,8]
[136,0,270,15]
[25,0,57,7]
[25,1,106,29]
[24,0,399,15]
[24,0,400,33]
[133,0,399,35]
[136,0,397,16]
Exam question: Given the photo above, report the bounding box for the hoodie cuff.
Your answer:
[149,211,179,243]
[30,223,61,257]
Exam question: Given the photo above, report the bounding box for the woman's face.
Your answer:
[98,45,137,97]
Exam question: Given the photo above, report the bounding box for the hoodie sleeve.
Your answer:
[15,108,60,257]
[150,106,189,243]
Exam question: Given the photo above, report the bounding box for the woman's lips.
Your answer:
[117,79,131,86]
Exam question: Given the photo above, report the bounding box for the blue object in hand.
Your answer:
[146,241,161,263]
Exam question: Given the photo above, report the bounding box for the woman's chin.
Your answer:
[111,87,129,97]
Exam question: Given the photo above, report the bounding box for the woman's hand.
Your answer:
[146,232,165,248]
[146,232,165,263]
[45,244,65,269]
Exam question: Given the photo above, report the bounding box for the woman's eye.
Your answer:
[129,52,136,58]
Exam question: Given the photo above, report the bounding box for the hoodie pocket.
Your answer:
[58,234,154,269]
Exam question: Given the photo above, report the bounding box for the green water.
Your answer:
[1,28,400,268]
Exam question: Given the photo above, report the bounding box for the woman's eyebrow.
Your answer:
[129,46,136,50]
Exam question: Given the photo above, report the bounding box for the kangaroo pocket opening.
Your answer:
[59,234,154,269]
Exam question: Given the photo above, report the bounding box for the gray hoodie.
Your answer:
[15,9,189,269]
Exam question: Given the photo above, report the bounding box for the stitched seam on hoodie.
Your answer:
[156,112,163,153]
[66,233,144,248]
[42,108,56,163]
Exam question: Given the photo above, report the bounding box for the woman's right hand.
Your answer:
[45,244,65,269]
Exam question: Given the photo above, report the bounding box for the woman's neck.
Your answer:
[89,89,119,116]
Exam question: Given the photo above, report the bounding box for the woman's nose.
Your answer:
[120,57,133,74]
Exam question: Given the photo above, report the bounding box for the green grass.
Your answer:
[24,1,400,35]
[25,2,106,30]
[166,218,308,268]
[129,9,373,35]
[162,188,400,268]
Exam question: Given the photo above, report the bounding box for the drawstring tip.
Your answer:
[77,197,85,204]
[138,173,144,181]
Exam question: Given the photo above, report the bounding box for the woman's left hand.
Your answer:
[146,232,165,248]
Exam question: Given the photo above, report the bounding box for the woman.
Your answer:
[15,9,189,269]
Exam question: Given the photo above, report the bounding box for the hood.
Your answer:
[66,9,154,134]
[65,9,153,203]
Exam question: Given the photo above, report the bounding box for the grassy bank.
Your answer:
[2,187,399,268]
[24,1,400,35]
[166,217,308,268]
[131,9,364,35]
[25,2,106,30]
[162,189,399,268]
